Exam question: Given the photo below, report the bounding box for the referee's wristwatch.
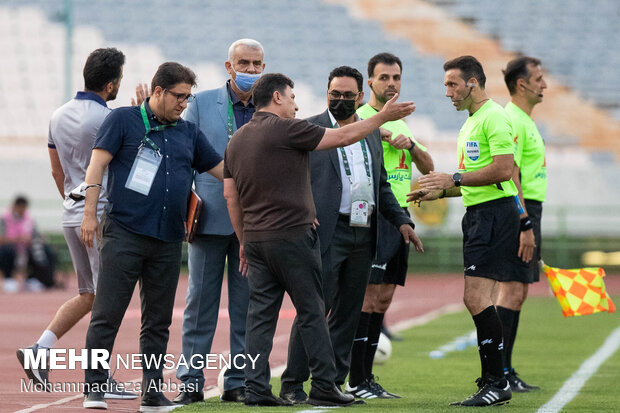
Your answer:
[452,172,463,187]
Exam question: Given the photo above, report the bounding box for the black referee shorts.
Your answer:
[369,208,409,286]
[462,197,528,282]
[525,199,543,283]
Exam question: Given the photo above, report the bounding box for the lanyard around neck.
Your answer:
[227,98,235,140]
[339,140,371,183]
[331,119,371,183]
[140,102,177,154]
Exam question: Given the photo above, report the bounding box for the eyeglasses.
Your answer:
[328,90,359,100]
[165,89,195,103]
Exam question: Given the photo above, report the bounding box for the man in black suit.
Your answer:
[280,66,424,403]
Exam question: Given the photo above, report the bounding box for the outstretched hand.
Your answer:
[381,93,416,121]
[407,188,442,205]
[417,171,453,191]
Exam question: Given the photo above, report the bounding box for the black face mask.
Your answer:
[329,99,357,121]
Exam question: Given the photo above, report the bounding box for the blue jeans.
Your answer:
[176,234,248,391]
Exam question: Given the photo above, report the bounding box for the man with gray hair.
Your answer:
[173,38,265,406]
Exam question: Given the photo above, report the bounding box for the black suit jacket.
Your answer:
[308,110,412,257]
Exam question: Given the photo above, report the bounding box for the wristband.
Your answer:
[409,139,415,150]
[520,217,533,232]
[439,189,446,199]
[84,183,102,191]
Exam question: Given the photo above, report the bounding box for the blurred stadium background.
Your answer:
[1,0,619,273]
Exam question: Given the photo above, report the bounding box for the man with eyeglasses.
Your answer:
[173,38,264,406]
[279,66,423,404]
[80,62,223,412]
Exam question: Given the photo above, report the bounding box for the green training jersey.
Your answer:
[457,100,517,207]
[505,102,547,202]
[357,103,428,206]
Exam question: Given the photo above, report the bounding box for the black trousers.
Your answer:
[84,215,182,395]
[243,228,336,398]
[281,215,372,390]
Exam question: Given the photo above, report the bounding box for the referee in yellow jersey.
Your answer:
[495,56,548,392]
[410,55,529,407]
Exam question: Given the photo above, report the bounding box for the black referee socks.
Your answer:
[364,312,385,379]
[472,306,505,379]
[496,306,519,373]
[349,311,371,387]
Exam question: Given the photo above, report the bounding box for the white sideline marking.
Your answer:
[390,303,464,332]
[14,394,83,413]
[537,325,620,413]
[17,303,463,412]
[428,329,477,358]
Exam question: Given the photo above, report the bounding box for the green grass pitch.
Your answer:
[178,296,619,412]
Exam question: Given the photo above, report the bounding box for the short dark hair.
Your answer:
[503,56,542,95]
[13,195,28,207]
[443,55,486,88]
[367,52,402,79]
[151,62,197,92]
[252,73,294,110]
[328,66,363,92]
[83,48,125,92]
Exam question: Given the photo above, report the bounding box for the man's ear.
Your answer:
[104,81,114,94]
[225,61,233,76]
[357,91,364,104]
[151,85,164,100]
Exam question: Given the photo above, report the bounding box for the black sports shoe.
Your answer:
[83,391,108,409]
[369,375,401,399]
[345,380,379,399]
[140,392,183,412]
[16,344,50,389]
[451,377,511,407]
[104,376,138,399]
[506,370,539,392]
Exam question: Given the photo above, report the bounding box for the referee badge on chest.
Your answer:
[466,140,480,161]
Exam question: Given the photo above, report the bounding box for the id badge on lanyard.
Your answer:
[340,140,373,227]
[125,146,162,196]
[350,184,372,227]
[125,102,175,196]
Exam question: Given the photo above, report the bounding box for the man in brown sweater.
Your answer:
[223,73,414,407]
